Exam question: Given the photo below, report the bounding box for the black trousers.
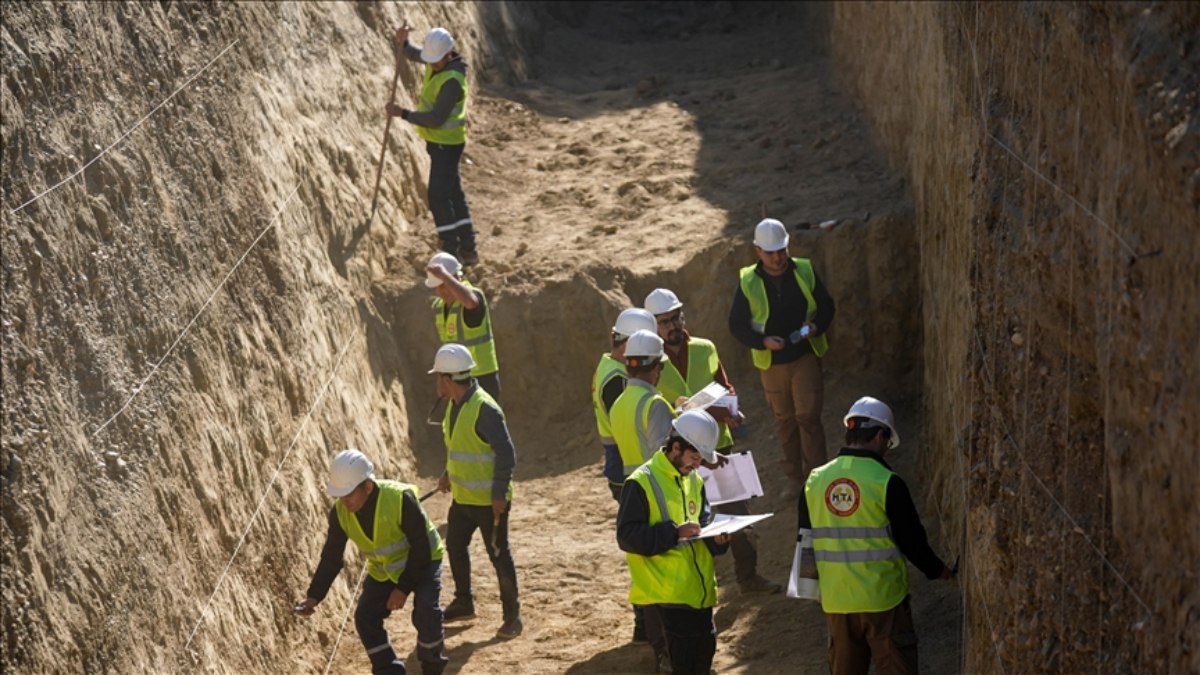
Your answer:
[426,141,476,255]
[356,562,447,675]
[659,606,716,675]
[445,500,520,621]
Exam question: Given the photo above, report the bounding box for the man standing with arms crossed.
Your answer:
[425,252,501,402]
[800,397,954,674]
[388,25,479,264]
[617,410,732,675]
[592,307,658,501]
[429,344,523,639]
[645,287,782,595]
[294,449,449,675]
[728,218,836,499]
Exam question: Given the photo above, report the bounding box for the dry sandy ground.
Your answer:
[314,4,962,674]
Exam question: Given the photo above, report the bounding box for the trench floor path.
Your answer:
[337,5,963,673]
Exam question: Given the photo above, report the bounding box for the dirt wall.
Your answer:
[830,2,1198,672]
[0,3,546,672]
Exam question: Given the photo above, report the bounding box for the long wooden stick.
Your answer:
[370,42,405,215]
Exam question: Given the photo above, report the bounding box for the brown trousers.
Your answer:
[759,353,827,483]
[826,598,919,675]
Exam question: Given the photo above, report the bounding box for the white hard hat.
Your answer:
[421,27,455,63]
[844,396,900,449]
[624,329,664,367]
[428,343,476,377]
[671,410,719,462]
[754,218,789,252]
[327,448,374,497]
[612,307,657,339]
[644,288,683,316]
[425,252,463,288]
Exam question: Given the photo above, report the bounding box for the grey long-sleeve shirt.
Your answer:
[447,381,515,501]
[396,40,467,131]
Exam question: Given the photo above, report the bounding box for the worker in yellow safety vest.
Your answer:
[617,410,732,675]
[388,25,478,264]
[425,252,501,403]
[295,449,448,675]
[592,308,658,501]
[645,287,781,596]
[799,397,955,675]
[728,218,836,499]
[428,344,523,640]
[608,329,676,657]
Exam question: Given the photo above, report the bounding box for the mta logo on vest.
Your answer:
[824,478,861,517]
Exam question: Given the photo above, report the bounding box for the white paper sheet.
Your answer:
[696,451,763,505]
[680,382,729,412]
[687,512,773,540]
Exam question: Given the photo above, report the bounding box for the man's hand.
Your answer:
[386,588,408,611]
[677,522,702,541]
[726,410,746,429]
[492,499,509,521]
[426,262,451,281]
[293,597,318,618]
[713,533,732,546]
[393,24,410,46]
[437,472,451,493]
[385,102,410,119]
[763,336,786,351]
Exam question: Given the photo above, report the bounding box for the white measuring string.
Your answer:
[92,183,299,438]
[9,39,240,215]
[183,321,362,654]
[323,567,369,675]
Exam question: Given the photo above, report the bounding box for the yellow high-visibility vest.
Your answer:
[656,338,733,451]
[336,480,446,584]
[415,67,466,145]
[611,381,676,479]
[443,388,512,506]
[591,353,626,445]
[805,455,908,613]
[738,259,829,369]
[433,280,498,376]
[626,450,717,609]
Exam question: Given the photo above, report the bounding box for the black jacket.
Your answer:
[728,258,835,365]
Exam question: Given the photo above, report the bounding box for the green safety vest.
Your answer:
[805,455,908,613]
[626,450,718,609]
[611,381,676,479]
[443,387,513,506]
[738,259,830,369]
[432,280,498,376]
[656,338,734,451]
[336,480,445,584]
[591,353,627,445]
[416,66,467,145]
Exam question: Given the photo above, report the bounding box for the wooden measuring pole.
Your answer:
[370,29,407,216]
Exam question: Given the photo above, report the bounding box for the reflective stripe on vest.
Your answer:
[656,338,734,451]
[432,280,498,376]
[443,388,513,506]
[591,353,626,445]
[804,455,908,613]
[626,451,717,609]
[336,480,446,584]
[738,259,829,369]
[611,382,676,478]
[415,66,467,145]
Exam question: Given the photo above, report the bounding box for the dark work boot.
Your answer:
[457,227,479,266]
[442,596,475,623]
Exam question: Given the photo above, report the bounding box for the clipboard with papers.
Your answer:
[684,513,774,541]
[696,450,764,505]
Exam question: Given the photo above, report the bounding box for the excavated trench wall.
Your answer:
[830,3,1198,672]
[0,3,547,672]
